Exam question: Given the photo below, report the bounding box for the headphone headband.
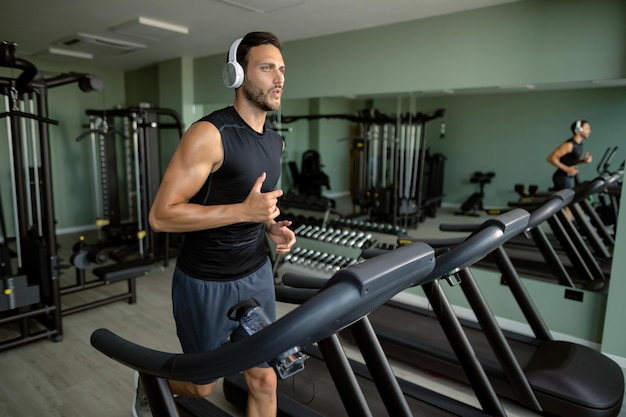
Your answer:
[228,38,243,64]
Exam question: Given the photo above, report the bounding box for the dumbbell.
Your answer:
[303,251,322,266]
[290,249,314,264]
[283,247,302,262]
[338,231,357,245]
[346,231,366,247]
[295,249,318,265]
[296,225,313,237]
[311,227,328,240]
[354,233,373,249]
[304,226,321,238]
[310,252,330,269]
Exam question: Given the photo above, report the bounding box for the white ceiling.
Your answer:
[1,0,522,71]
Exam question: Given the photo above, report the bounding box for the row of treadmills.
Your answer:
[474,157,623,292]
[90,162,624,416]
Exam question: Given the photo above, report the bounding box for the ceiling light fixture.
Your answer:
[591,79,626,86]
[216,0,305,13]
[497,84,535,91]
[113,16,189,41]
[41,47,93,60]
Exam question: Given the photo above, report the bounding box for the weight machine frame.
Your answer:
[0,41,102,351]
[60,106,185,315]
[270,107,445,229]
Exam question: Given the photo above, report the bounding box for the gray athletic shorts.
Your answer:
[172,258,276,384]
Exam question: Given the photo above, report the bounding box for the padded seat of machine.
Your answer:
[297,150,330,196]
[525,340,624,411]
[92,259,156,282]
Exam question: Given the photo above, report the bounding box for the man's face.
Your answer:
[241,44,285,112]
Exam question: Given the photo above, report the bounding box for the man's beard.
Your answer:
[243,81,279,112]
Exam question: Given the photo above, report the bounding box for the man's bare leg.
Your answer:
[244,367,277,417]
[168,367,276,416]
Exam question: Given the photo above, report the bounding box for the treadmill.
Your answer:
[225,209,531,417]
[90,210,531,417]
[477,173,623,290]
[364,192,625,416]
[444,190,579,288]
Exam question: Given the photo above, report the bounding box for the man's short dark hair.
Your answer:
[236,32,282,71]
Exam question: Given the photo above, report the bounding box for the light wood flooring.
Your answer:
[0,206,624,417]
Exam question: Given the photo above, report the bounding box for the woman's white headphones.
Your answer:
[222,38,244,89]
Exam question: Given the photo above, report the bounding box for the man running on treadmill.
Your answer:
[140,31,294,417]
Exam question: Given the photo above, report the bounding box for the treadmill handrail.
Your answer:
[91,242,435,383]
[520,189,574,229]
[444,190,572,233]
[288,209,530,294]
[572,173,620,203]
[605,169,623,187]
[426,208,529,280]
[281,273,330,290]
[573,177,604,202]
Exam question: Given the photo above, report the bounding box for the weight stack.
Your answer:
[0,275,41,312]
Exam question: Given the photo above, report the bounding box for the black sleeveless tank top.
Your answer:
[560,138,583,167]
[554,137,583,177]
[176,106,284,280]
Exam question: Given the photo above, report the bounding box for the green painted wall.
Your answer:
[194,0,625,103]
[125,64,159,108]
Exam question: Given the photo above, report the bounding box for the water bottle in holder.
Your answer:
[227,298,307,379]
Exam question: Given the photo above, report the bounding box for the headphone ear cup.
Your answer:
[222,61,244,89]
[575,120,582,133]
[223,37,244,89]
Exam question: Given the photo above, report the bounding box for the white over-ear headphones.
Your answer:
[574,120,582,133]
[222,38,244,89]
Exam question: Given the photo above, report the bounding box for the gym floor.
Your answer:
[0,203,624,417]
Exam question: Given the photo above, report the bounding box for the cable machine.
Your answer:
[0,41,102,350]
[351,108,446,228]
[62,106,185,315]
[82,106,183,260]
[272,107,445,229]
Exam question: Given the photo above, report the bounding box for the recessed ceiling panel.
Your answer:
[55,33,147,55]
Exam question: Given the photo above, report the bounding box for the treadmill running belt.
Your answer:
[369,302,538,371]
[176,396,234,417]
[223,348,489,417]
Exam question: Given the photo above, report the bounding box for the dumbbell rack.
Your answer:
[276,219,405,281]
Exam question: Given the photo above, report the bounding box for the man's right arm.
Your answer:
[149,121,237,233]
[547,141,577,175]
[148,122,282,233]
